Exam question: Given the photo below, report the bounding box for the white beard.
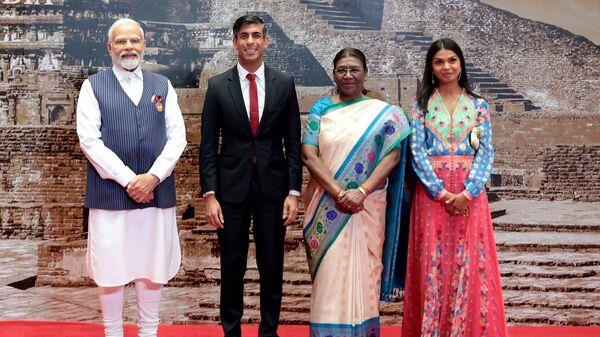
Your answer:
[119,57,141,70]
[113,53,143,71]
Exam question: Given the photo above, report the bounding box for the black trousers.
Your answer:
[217,169,286,337]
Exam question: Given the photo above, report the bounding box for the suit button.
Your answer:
[140,155,144,160]
[137,123,143,128]
[139,139,144,144]
[251,156,257,164]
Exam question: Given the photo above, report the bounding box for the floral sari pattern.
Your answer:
[302,97,410,337]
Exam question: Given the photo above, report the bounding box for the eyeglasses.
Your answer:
[334,67,364,77]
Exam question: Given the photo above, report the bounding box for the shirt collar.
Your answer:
[237,63,265,81]
[112,65,143,83]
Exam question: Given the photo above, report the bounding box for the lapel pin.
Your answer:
[151,95,164,113]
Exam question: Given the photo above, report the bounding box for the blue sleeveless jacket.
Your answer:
[84,69,176,210]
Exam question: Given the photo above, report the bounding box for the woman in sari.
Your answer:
[401,38,508,337]
[301,48,411,337]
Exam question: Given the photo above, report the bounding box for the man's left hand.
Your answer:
[127,173,160,203]
[282,195,299,226]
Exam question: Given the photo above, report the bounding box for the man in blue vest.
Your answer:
[76,18,186,337]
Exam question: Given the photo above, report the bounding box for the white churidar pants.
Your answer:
[88,207,181,337]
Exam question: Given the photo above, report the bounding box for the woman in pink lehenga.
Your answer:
[401,38,509,337]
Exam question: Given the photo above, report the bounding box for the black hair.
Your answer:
[333,47,369,95]
[333,47,368,72]
[233,14,266,37]
[416,38,481,113]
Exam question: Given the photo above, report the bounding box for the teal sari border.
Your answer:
[309,316,380,337]
[302,141,319,147]
[321,96,369,116]
[381,128,411,160]
[304,103,393,281]
[333,104,393,181]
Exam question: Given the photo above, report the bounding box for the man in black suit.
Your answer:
[199,14,302,337]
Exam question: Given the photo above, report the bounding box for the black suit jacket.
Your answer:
[199,65,302,203]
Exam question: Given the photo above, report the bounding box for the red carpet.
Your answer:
[0,321,599,337]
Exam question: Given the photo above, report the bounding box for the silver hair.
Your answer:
[107,18,145,41]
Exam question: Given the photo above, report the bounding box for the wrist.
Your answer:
[203,193,216,200]
[462,190,473,201]
[358,184,369,197]
[437,189,449,202]
[334,188,345,201]
[149,174,160,187]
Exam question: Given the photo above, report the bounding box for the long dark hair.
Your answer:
[416,38,481,112]
[333,47,369,95]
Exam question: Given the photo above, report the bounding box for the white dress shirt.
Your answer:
[237,62,266,121]
[76,65,186,286]
[77,65,187,187]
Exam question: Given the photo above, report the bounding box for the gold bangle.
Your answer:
[358,186,368,196]
[359,184,371,195]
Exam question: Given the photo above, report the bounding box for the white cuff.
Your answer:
[203,191,216,198]
[115,168,136,188]
[148,166,167,183]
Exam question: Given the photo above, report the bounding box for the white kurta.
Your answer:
[76,65,187,287]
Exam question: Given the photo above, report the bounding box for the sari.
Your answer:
[401,90,508,337]
[302,97,411,337]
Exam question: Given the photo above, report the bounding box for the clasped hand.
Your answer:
[126,173,160,203]
[336,189,365,214]
[443,191,470,216]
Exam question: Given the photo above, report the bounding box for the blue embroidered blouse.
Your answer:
[409,89,494,200]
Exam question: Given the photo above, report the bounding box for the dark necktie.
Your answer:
[246,73,259,134]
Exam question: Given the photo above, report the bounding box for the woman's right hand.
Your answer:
[442,192,457,215]
[443,192,469,216]
[336,201,363,214]
[446,192,470,216]
[337,189,365,213]
[334,190,352,213]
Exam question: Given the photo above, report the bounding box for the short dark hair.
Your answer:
[416,38,481,113]
[233,14,266,37]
